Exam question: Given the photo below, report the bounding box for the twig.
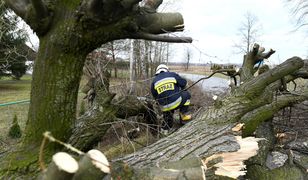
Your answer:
[39,135,48,170]
[43,132,84,155]
[156,70,230,101]
[40,131,110,169]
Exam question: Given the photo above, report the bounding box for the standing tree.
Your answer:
[184,46,192,70]
[287,0,308,32]
[99,40,130,78]
[1,0,191,173]
[0,0,29,79]
[234,12,262,54]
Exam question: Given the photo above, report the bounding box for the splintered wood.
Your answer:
[232,123,244,132]
[203,136,264,179]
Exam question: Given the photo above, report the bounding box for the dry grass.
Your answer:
[98,132,157,159]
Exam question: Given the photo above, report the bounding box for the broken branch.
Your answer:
[131,32,192,43]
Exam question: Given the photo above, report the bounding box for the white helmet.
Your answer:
[155,64,169,75]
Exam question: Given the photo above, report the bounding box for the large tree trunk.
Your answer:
[25,36,86,145]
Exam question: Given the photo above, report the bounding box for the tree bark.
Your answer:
[25,35,86,145]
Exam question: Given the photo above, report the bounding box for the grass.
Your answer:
[0,75,32,102]
[0,75,32,149]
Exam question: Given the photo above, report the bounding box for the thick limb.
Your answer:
[4,0,30,19]
[240,44,276,82]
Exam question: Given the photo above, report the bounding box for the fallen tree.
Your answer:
[40,47,308,179]
[64,46,308,179]
[113,52,308,179]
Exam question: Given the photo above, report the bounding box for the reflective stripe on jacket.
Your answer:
[151,72,187,111]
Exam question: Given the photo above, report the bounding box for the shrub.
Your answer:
[8,114,22,138]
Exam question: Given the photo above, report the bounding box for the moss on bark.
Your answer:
[24,43,86,145]
[0,145,53,178]
[246,165,305,180]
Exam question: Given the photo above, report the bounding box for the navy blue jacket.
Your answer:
[151,72,187,110]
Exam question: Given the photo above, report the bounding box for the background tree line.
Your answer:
[0,0,34,80]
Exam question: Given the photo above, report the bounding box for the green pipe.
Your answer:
[0,100,30,107]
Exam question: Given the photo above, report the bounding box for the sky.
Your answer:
[25,0,308,65]
[168,0,308,65]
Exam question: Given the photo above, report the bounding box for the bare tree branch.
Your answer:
[240,43,276,82]
[80,9,191,51]
[292,70,308,78]
[259,49,275,59]
[131,32,192,43]
[234,12,262,54]
[251,43,259,56]
[242,56,304,97]
[240,90,308,136]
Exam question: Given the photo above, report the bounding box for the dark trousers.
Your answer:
[162,110,174,130]
[161,91,191,130]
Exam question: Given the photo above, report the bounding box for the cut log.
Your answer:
[73,149,110,179]
[41,152,78,180]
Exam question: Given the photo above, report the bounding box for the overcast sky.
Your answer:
[169,0,308,65]
[26,0,308,65]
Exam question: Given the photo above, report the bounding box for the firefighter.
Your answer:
[150,64,192,134]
